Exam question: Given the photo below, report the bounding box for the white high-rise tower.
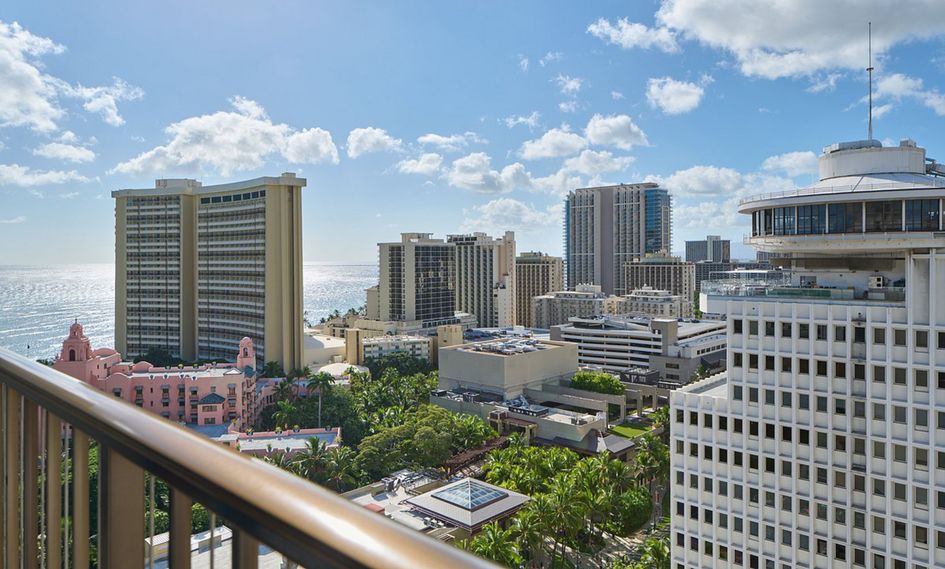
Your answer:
[672,138,945,568]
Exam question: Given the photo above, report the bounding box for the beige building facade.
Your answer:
[448,232,516,328]
[114,174,306,369]
[620,286,694,318]
[623,254,695,302]
[515,251,564,327]
[531,284,623,329]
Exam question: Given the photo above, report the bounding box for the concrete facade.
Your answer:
[113,174,305,370]
[531,284,624,329]
[448,232,516,328]
[621,286,694,319]
[515,251,564,328]
[624,254,695,302]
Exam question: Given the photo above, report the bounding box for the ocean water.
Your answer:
[0,263,377,360]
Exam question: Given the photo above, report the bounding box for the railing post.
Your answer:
[3,389,22,569]
[23,400,39,569]
[71,432,89,569]
[169,489,192,569]
[99,447,144,569]
[45,413,62,569]
[232,530,259,569]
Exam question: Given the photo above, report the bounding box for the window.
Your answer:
[749,320,758,335]
[894,329,906,346]
[780,322,792,337]
[781,357,792,372]
[816,360,827,376]
[816,324,828,341]
[797,203,826,234]
[873,441,885,459]
[765,321,775,336]
[799,359,810,374]
[798,323,809,339]
[905,198,940,231]
[865,200,903,232]
[939,331,945,349]
[874,365,886,383]
[835,325,847,342]
[916,369,929,390]
[835,361,846,378]
[894,367,906,385]
[873,403,885,420]
[828,202,862,233]
[873,327,886,345]
[733,319,743,334]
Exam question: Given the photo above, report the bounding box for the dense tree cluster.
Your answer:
[468,441,662,567]
[569,370,626,395]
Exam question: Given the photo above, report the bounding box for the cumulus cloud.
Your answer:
[447,152,532,194]
[0,215,25,224]
[0,164,88,186]
[111,97,339,176]
[655,0,945,79]
[346,127,402,158]
[646,77,706,114]
[761,151,819,177]
[539,51,563,66]
[33,142,95,163]
[554,74,583,95]
[396,153,443,176]
[518,55,529,72]
[611,91,625,100]
[874,72,945,115]
[416,132,484,152]
[558,101,578,113]
[503,111,541,129]
[284,128,340,164]
[806,72,843,93]
[562,149,635,176]
[649,165,794,198]
[519,126,587,160]
[462,198,562,235]
[586,17,679,52]
[584,114,648,150]
[674,197,745,230]
[0,22,142,131]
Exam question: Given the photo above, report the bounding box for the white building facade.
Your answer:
[621,286,694,319]
[449,232,516,328]
[671,139,945,569]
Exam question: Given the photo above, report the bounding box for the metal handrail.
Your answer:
[739,180,945,206]
[0,348,497,569]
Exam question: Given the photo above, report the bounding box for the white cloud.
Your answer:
[59,191,79,199]
[416,132,484,152]
[0,22,143,131]
[554,74,583,95]
[0,21,66,132]
[111,97,339,176]
[0,164,88,186]
[57,130,78,143]
[611,91,625,100]
[649,165,794,198]
[462,198,562,235]
[646,77,706,114]
[872,103,894,118]
[539,51,563,66]
[396,153,443,176]
[447,152,532,194]
[33,142,95,163]
[806,73,843,93]
[519,126,587,160]
[0,215,25,224]
[61,77,144,127]
[761,151,819,177]
[558,101,578,113]
[562,149,635,175]
[584,114,648,150]
[503,111,541,129]
[674,197,745,230]
[518,55,529,72]
[655,0,945,79]
[586,17,679,53]
[346,127,402,158]
[284,128,340,164]
[874,73,945,116]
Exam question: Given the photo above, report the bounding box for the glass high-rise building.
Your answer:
[564,183,672,295]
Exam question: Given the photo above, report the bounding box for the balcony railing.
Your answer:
[0,347,496,569]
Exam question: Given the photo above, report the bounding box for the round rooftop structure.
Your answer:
[739,139,945,254]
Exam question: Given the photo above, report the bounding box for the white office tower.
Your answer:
[448,232,516,328]
[374,233,456,326]
[671,138,945,569]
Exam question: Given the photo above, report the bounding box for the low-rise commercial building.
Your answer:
[343,329,433,366]
[620,286,693,318]
[550,315,726,378]
[531,284,623,329]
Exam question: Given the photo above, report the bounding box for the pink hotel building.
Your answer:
[53,321,259,429]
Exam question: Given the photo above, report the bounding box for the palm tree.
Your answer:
[467,523,521,567]
[512,508,545,567]
[322,447,360,491]
[305,371,334,428]
[273,379,297,402]
[260,361,285,379]
[293,437,329,482]
[272,399,297,431]
[263,450,292,470]
[636,536,670,569]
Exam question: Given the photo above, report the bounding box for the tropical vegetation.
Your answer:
[569,370,626,395]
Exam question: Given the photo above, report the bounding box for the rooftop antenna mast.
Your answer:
[867,21,874,141]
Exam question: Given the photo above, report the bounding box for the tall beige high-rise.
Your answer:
[515,251,563,327]
[113,174,306,370]
[448,232,516,328]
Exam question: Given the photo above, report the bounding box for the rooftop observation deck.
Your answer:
[700,270,905,306]
[0,348,496,569]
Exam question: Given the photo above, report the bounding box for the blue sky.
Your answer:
[2,0,945,264]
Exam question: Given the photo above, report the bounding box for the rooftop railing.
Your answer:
[738,180,945,206]
[0,347,497,569]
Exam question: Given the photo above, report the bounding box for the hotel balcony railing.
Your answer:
[0,348,496,569]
